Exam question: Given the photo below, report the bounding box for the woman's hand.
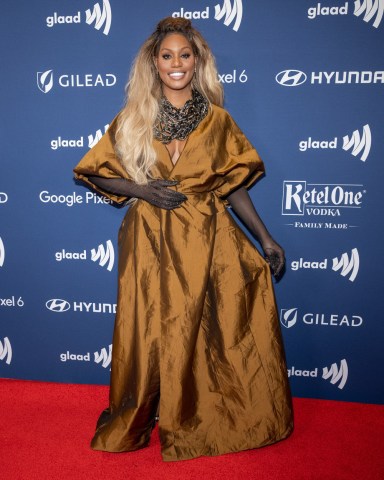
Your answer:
[262,239,285,278]
[138,179,187,209]
[226,187,286,278]
[87,176,187,210]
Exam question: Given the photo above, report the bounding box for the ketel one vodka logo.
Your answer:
[46,0,112,35]
[282,181,365,217]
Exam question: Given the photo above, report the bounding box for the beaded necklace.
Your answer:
[153,89,209,144]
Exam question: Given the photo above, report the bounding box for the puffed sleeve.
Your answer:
[73,114,130,204]
[214,111,265,201]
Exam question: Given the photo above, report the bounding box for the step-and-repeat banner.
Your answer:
[1,1,383,404]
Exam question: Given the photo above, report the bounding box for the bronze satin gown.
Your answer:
[74,105,293,461]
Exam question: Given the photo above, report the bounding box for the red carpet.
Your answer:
[0,379,383,479]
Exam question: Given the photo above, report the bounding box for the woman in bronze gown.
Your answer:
[74,17,293,462]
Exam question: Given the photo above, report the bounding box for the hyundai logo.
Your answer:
[276,69,307,86]
[46,299,70,312]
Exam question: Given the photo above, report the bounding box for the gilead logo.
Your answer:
[37,70,117,94]
[280,308,364,328]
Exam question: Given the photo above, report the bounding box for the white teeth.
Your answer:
[169,72,184,78]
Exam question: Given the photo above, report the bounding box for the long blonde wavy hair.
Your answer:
[115,17,224,184]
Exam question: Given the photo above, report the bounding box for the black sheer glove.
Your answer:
[262,241,285,278]
[226,186,285,277]
[87,176,187,210]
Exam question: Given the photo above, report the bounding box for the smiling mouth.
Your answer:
[168,72,185,79]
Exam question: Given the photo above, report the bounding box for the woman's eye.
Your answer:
[181,53,191,59]
[162,54,171,60]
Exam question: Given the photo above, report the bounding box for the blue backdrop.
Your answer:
[1,0,383,404]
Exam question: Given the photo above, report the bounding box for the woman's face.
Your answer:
[155,33,196,98]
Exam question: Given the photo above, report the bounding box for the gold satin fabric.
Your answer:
[74,105,293,461]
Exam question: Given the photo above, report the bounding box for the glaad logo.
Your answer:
[332,248,359,282]
[276,69,384,86]
[88,124,109,148]
[354,0,384,28]
[91,240,114,271]
[46,0,112,35]
[54,240,115,271]
[0,237,5,267]
[280,307,363,328]
[342,124,371,162]
[37,70,54,93]
[307,1,383,28]
[0,192,8,204]
[60,351,90,362]
[85,0,112,35]
[172,0,243,31]
[46,299,71,312]
[214,0,243,31]
[94,345,112,368]
[299,124,372,162]
[50,124,109,151]
[307,2,348,19]
[288,359,349,390]
[46,298,116,314]
[275,70,307,86]
[0,337,12,365]
[290,248,360,282]
[36,69,117,94]
[322,359,348,389]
